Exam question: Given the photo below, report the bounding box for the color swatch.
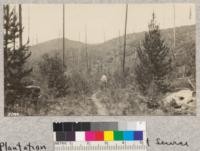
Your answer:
[104,131,114,141]
[53,122,144,142]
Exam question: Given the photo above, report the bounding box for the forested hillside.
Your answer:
[29,25,195,76]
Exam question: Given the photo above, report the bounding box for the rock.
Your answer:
[163,89,195,114]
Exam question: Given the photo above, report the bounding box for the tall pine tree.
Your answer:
[135,12,172,95]
[4,5,32,93]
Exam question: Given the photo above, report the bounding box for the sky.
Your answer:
[11,3,195,45]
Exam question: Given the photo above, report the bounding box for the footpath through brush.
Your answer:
[91,90,109,115]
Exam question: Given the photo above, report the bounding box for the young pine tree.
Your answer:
[4,5,32,93]
[135,12,172,95]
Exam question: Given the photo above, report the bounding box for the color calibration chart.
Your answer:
[53,121,146,151]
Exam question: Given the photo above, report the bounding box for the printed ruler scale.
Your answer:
[53,121,146,151]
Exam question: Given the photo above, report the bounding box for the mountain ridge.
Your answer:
[29,24,195,67]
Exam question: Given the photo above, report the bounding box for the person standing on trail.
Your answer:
[100,74,107,90]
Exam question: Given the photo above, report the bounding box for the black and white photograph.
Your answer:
[4,3,196,116]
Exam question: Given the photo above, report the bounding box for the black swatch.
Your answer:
[81,122,91,131]
[53,123,63,132]
[56,132,65,141]
[63,122,74,131]
[73,123,82,131]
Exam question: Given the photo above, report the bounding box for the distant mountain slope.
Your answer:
[29,25,195,70]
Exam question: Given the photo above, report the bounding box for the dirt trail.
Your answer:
[91,90,108,115]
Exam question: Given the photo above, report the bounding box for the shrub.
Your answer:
[68,71,91,95]
[39,53,70,97]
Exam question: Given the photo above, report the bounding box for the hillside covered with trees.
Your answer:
[4,6,196,116]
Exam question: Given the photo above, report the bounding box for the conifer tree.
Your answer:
[4,5,32,92]
[135,12,172,94]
